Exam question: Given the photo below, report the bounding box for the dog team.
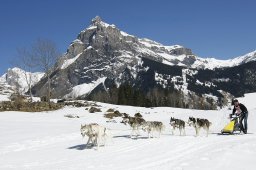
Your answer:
[80,115,212,149]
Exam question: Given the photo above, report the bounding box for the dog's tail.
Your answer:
[161,124,166,133]
[185,121,190,126]
[104,128,113,145]
[209,121,212,127]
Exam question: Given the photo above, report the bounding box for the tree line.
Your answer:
[88,84,218,110]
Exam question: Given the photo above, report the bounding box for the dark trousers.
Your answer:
[239,112,248,133]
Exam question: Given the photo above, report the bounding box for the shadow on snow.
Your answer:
[67,144,93,150]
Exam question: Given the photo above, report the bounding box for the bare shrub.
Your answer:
[104,110,123,119]
[89,107,102,113]
[64,114,79,118]
[0,101,63,112]
[65,101,89,107]
[106,108,115,112]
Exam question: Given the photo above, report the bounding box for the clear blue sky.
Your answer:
[0,0,255,75]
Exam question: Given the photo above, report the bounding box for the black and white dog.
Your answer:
[170,117,186,136]
[188,117,212,137]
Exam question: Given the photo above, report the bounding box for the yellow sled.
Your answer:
[221,120,235,134]
[221,115,241,134]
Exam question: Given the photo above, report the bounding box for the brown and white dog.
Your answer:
[187,117,212,137]
[121,116,145,138]
[170,117,186,136]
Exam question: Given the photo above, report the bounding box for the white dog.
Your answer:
[80,123,111,149]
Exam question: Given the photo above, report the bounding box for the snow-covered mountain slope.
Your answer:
[0,77,14,99]
[64,77,107,99]
[192,50,256,69]
[136,38,256,69]
[0,93,256,170]
[0,67,44,95]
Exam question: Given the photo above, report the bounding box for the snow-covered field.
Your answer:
[0,93,256,170]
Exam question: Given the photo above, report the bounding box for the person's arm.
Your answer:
[230,107,236,118]
[232,107,236,114]
[239,104,248,113]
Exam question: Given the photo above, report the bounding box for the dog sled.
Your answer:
[221,114,241,134]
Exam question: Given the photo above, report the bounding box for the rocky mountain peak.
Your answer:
[91,16,102,25]
[76,16,120,48]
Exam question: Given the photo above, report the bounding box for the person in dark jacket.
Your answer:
[232,99,248,134]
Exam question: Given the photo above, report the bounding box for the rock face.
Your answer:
[169,47,192,56]
[31,16,256,108]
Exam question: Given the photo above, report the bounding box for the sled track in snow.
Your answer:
[0,133,80,155]
[126,135,256,170]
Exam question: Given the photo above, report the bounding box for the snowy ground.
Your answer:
[0,94,10,101]
[0,93,256,170]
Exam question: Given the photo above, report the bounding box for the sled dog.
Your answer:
[170,117,186,136]
[187,117,212,137]
[121,116,145,138]
[80,123,110,149]
[142,121,165,138]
